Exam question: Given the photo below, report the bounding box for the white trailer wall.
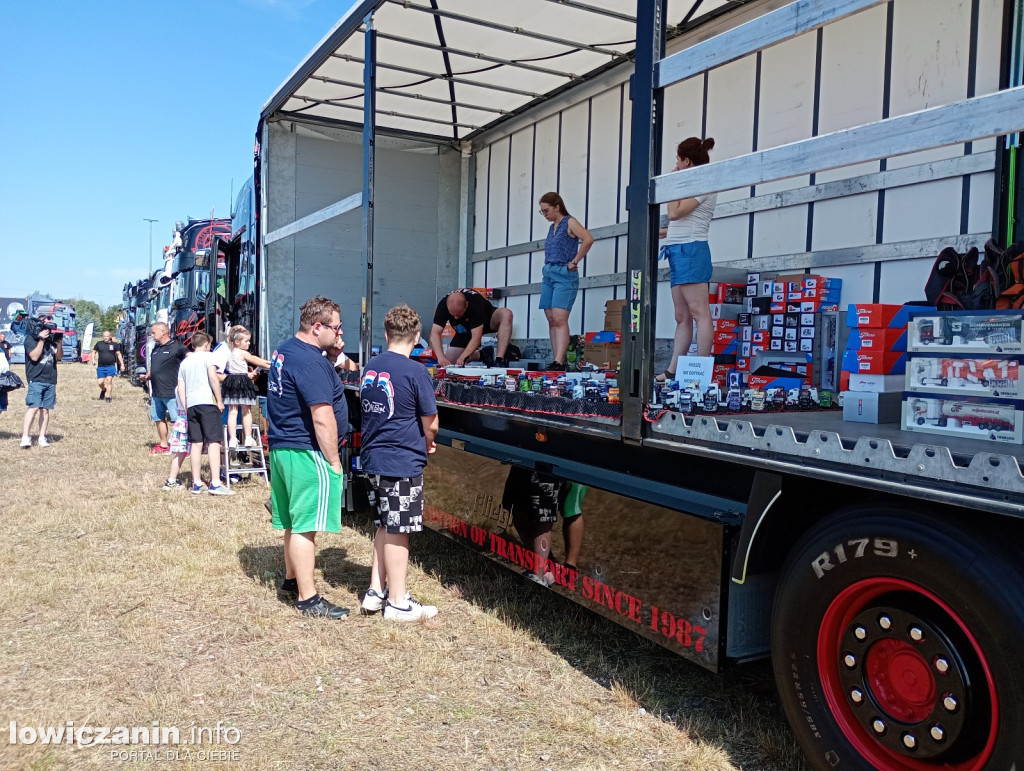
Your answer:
[263,121,461,352]
[469,0,1005,341]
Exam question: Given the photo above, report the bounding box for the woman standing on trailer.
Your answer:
[657,137,717,382]
[538,192,594,371]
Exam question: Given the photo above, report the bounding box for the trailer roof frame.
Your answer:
[260,0,738,143]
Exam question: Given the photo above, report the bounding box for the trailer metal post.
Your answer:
[361,13,377,363]
[622,0,666,442]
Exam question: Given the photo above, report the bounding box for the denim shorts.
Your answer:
[539,263,580,311]
[150,395,179,422]
[661,241,713,286]
[96,365,117,379]
[26,381,56,409]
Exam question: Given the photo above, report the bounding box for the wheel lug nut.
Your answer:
[878,615,892,630]
[872,718,886,734]
[935,657,949,673]
[843,653,857,669]
[903,733,918,750]
[909,626,924,642]
[853,625,867,641]
[930,724,945,742]
[850,688,864,704]
[943,694,958,712]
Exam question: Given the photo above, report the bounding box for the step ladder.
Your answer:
[223,424,270,489]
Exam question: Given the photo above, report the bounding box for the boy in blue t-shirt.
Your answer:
[359,304,440,621]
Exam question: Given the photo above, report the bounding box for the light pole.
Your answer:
[143,218,159,274]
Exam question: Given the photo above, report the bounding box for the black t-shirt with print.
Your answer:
[93,340,120,367]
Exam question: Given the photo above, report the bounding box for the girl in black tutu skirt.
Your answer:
[223,327,271,448]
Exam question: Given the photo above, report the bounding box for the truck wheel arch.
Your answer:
[771,505,1024,770]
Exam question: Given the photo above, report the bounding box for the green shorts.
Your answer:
[269,448,343,533]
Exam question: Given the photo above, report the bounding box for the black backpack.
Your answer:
[923,245,999,310]
[985,239,1024,309]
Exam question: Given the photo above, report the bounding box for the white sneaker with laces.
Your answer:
[228,437,238,450]
[20,436,32,449]
[361,587,412,614]
[383,598,438,621]
[244,436,257,448]
[37,436,49,448]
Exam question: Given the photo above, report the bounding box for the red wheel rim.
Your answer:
[817,577,998,769]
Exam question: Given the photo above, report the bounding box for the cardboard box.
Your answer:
[843,391,902,424]
[748,367,805,391]
[604,299,628,332]
[710,303,744,320]
[842,349,907,375]
[903,392,1024,444]
[585,330,622,344]
[846,303,912,329]
[847,327,908,351]
[904,355,1024,398]
[907,310,1024,354]
[712,319,739,334]
[843,372,906,393]
[584,341,621,366]
[716,283,747,304]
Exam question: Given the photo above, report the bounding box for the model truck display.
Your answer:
[249,1,1024,767]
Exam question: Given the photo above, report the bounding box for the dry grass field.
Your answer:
[0,363,807,770]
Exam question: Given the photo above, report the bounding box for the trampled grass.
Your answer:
[0,364,806,770]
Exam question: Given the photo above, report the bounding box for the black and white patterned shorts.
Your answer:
[365,474,424,534]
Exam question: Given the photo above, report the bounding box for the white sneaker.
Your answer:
[37,436,49,448]
[228,437,238,450]
[361,587,412,614]
[208,484,236,496]
[244,435,257,448]
[20,436,32,449]
[383,598,438,621]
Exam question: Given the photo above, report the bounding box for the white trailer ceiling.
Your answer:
[262,0,743,141]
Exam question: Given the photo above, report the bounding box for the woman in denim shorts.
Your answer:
[538,192,594,370]
[657,137,717,382]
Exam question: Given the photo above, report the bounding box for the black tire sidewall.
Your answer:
[772,506,1024,770]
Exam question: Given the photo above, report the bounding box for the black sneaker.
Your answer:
[299,597,350,619]
[546,360,566,371]
[480,347,495,367]
[494,356,507,368]
[106,396,112,403]
[278,578,298,599]
[98,392,105,400]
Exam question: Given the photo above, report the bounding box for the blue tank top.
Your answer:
[544,216,579,266]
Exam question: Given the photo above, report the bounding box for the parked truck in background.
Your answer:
[167,217,232,347]
[247,1,1024,766]
[0,296,29,364]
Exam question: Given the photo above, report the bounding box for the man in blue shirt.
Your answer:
[267,295,350,619]
[360,304,440,621]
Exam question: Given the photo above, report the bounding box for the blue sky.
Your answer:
[0,0,357,308]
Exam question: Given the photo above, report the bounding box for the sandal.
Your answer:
[654,370,675,383]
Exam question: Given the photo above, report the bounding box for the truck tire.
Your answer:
[772,507,1024,770]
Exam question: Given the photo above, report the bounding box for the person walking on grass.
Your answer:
[140,322,186,454]
[360,304,440,622]
[20,313,62,449]
[222,326,271,449]
[93,330,124,403]
[175,332,233,496]
[267,295,350,619]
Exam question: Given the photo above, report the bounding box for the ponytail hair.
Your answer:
[539,191,569,217]
[676,136,715,167]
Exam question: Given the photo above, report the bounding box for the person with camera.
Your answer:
[20,313,62,449]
